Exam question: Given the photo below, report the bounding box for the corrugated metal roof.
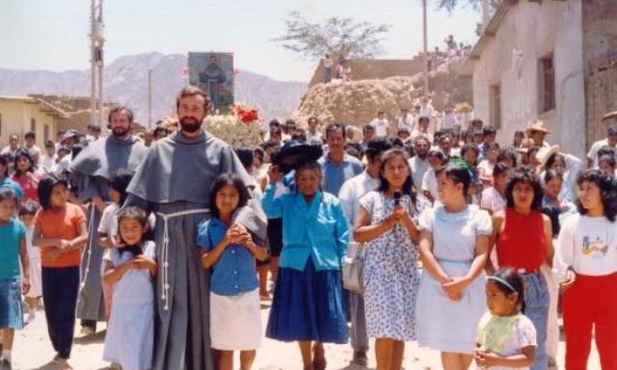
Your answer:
[0,95,68,118]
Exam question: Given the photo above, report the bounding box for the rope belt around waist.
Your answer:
[79,205,98,291]
[156,208,209,311]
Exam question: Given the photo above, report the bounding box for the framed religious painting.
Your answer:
[188,52,234,112]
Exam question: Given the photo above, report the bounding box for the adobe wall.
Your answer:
[308,58,424,88]
[471,0,586,157]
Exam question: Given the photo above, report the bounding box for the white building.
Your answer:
[0,96,67,148]
[458,0,617,158]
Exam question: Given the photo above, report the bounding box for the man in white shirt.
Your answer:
[40,140,57,174]
[397,107,414,133]
[306,116,323,145]
[55,146,72,175]
[421,149,447,204]
[24,131,42,158]
[409,136,431,190]
[418,97,436,135]
[441,106,456,131]
[411,116,434,144]
[525,119,552,149]
[86,124,102,143]
[359,124,375,152]
[587,129,617,169]
[338,137,392,367]
[370,110,390,138]
[0,133,20,155]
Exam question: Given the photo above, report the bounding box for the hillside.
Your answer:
[0,52,307,125]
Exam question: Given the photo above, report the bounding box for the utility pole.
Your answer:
[148,68,152,128]
[90,0,105,126]
[89,0,96,126]
[422,0,429,97]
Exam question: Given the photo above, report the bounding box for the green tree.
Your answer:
[273,11,391,61]
[436,0,501,13]
[436,0,481,12]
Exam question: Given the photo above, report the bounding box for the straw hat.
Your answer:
[525,119,551,134]
[602,111,617,131]
[455,102,473,113]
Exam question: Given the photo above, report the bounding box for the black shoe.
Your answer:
[0,358,12,370]
[351,351,368,366]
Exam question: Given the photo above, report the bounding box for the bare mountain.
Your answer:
[0,52,307,125]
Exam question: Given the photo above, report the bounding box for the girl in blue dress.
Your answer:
[102,207,157,370]
[0,188,28,370]
[416,164,492,370]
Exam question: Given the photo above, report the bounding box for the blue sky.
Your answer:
[0,0,481,82]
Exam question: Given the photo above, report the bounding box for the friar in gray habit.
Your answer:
[125,86,267,370]
[70,105,147,334]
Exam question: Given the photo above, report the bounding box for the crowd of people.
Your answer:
[322,35,472,85]
[235,105,617,370]
[0,85,615,370]
[323,55,352,83]
[413,34,473,72]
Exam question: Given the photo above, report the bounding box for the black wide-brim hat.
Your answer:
[273,140,323,169]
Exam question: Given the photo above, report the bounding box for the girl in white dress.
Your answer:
[475,267,537,369]
[102,207,157,370]
[417,163,492,370]
[20,201,41,324]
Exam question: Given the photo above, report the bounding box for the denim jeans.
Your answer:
[42,266,80,359]
[0,277,23,329]
[349,291,369,353]
[522,271,550,370]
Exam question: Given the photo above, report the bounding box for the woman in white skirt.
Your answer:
[417,163,492,370]
[198,174,267,370]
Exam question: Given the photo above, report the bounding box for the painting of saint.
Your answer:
[188,52,234,111]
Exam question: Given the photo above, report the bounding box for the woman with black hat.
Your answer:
[262,151,349,370]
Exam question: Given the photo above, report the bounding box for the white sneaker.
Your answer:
[23,310,36,326]
[80,326,95,336]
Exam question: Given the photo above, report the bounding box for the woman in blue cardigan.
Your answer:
[262,160,349,370]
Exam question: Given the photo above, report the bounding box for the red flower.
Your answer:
[234,104,260,124]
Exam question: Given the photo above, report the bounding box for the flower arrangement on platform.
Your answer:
[203,104,262,147]
[234,105,260,124]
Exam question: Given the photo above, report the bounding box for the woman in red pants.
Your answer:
[555,169,617,370]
